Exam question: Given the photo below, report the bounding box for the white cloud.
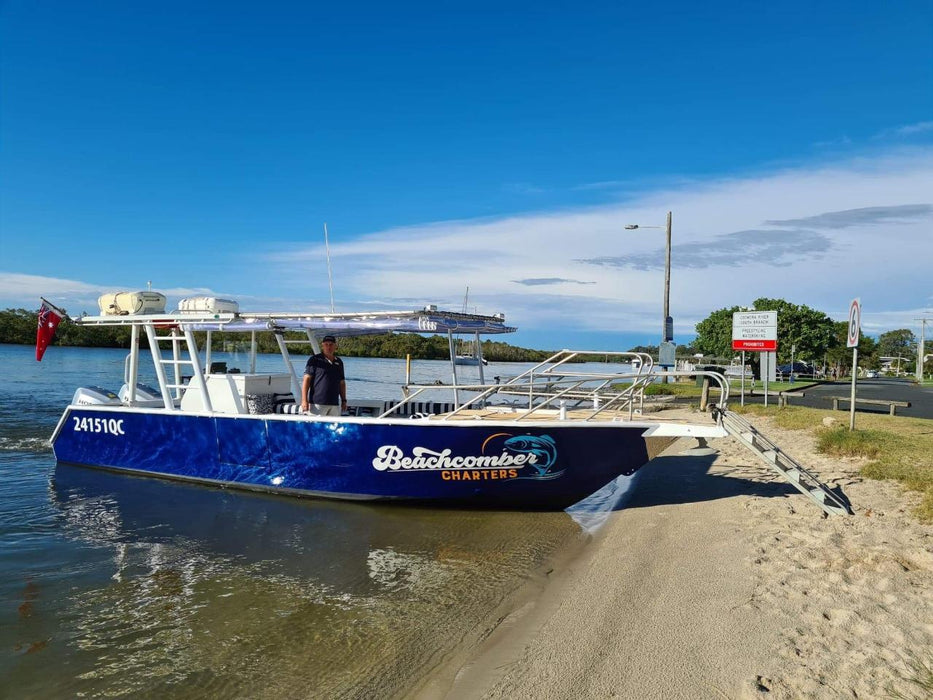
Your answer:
[814,135,853,148]
[266,150,933,340]
[4,150,932,346]
[571,180,631,192]
[873,121,933,140]
[501,182,548,195]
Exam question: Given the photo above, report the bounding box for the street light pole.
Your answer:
[663,210,672,343]
[626,211,673,382]
[917,318,930,381]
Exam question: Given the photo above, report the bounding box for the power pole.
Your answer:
[661,210,673,383]
[663,210,672,342]
[917,318,931,381]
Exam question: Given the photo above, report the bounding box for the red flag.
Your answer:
[36,299,64,361]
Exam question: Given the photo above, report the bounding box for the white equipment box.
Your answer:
[178,296,240,314]
[98,291,167,315]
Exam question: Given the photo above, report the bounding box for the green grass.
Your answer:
[733,404,933,522]
[816,427,885,459]
[768,380,820,392]
[643,382,705,396]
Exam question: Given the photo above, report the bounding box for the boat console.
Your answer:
[179,373,294,414]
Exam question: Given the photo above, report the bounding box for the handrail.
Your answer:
[497,350,654,388]
[377,357,729,422]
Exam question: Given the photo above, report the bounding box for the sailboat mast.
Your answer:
[324,222,336,313]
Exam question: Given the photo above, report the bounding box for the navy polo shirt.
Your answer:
[304,353,345,405]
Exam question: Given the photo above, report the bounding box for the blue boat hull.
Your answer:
[52,407,658,509]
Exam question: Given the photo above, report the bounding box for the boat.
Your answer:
[454,340,488,366]
[46,293,829,511]
[454,355,487,366]
[453,289,489,365]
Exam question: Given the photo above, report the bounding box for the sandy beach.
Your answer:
[417,410,933,699]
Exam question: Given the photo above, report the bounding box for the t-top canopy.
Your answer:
[76,308,517,336]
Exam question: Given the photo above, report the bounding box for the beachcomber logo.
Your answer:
[371,433,562,481]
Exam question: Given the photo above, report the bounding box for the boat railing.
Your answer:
[381,352,730,421]
[379,350,652,420]
[496,349,654,385]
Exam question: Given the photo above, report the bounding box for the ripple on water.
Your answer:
[0,436,53,453]
[1,346,597,697]
[3,458,586,698]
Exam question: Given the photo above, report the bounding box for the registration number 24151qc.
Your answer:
[72,416,126,435]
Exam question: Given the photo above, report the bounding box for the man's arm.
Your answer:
[301,374,312,412]
[340,380,347,409]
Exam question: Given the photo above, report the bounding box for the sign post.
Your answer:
[740,350,746,406]
[659,341,676,372]
[733,311,778,407]
[847,298,861,431]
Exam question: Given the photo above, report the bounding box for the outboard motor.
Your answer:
[72,386,121,406]
[118,383,165,408]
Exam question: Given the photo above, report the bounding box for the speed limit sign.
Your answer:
[847,298,861,348]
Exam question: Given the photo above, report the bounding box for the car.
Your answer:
[777,361,815,376]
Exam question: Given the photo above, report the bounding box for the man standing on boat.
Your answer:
[300,335,348,416]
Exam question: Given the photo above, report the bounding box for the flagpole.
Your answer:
[36,298,66,361]
[39,297,68,318]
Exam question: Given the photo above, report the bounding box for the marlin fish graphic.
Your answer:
[503,435,558,476]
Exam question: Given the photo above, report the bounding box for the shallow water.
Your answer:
[0,344,608,698]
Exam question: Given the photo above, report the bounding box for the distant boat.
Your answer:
[454,354,488,366]
[454,336,487,365]
[454,287,487,364]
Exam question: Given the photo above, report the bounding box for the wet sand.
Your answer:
[416,410,933,699]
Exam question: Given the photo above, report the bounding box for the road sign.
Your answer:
[733,338,777,351]
[847,298,861,348]
[732,311,778,351]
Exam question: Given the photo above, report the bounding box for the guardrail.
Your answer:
[828,396,911,416]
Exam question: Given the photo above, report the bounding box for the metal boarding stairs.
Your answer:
[716,408,851,516]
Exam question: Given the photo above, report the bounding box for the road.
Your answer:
[734,377,933,419]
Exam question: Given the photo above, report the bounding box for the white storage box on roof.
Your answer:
[177,296,240,314]
[98,291,167,316]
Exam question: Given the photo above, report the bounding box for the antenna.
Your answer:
[323,222,336,313]
[462,286,469,313]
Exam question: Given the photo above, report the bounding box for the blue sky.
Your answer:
[1,1,931,351]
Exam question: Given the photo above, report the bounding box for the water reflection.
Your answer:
[52,466,568,585]
[26,465,585,698]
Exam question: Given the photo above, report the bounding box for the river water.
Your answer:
[0,344,634,698]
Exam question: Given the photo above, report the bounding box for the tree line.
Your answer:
[1,302,920,372]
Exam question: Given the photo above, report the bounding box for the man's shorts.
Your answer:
[314,404,341,417]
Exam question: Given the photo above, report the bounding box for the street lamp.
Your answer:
[917,317,931,382]
[625,211,673,374]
